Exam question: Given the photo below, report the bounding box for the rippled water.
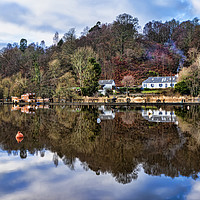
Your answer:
[0,104,200,200]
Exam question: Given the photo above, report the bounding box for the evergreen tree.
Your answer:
[19,38,27,52]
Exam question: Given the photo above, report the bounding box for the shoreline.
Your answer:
[1,95,200,106]
[1,102,200,106]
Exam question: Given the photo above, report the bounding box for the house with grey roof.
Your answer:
[98,80,115,95]
[142,76,178,89]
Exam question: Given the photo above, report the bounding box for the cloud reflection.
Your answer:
[0,150,195,200]
[187,180,200,200]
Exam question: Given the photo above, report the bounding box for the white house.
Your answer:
[98,80,115,95]
[142,76,177,89]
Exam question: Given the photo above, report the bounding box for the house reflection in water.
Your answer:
[142,109,178,124]
[98,106,115,120]
[11,105,49,114]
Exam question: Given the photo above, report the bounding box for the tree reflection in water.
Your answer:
[20,148,27,159]
[0,105,200,184]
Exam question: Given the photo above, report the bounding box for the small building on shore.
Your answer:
[12,93,49,103]
[142,76,178,89]
[21,93,36,102]
[98,80,115,95]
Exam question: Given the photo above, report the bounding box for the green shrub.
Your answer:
[118,87,126,94]
[148,71,159,76]
[106,89,113,95]
[175,81,190,95]
[118,87,141,94]
[99,93,104,97]
[143,88,151,91]
[134,87,142,93]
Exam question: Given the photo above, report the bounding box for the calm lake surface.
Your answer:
[0,104,200,200]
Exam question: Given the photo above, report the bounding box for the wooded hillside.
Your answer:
[1,13,200,97]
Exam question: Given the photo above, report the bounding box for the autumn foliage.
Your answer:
[0,13,200,97]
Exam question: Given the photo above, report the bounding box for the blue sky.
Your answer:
[0,0,200,48]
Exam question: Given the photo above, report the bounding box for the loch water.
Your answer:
[0,104,200,200]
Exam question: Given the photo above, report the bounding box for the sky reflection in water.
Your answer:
[0,150,196,200]
[0,105,199,200]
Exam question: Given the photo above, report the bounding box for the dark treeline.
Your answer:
[1,13,200,98]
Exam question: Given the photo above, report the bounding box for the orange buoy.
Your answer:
[16,131,24,138]
[16,131,24,143]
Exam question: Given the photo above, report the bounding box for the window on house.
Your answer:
[151,84,154,87]
[159,84,163,87]
[165,84,168,88]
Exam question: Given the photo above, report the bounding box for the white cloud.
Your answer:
[0,21,53,45]
[154,0,174,7]
[190,0,200,14]
[0,0,198,47]
[0,0,133,46]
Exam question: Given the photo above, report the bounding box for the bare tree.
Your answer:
[122,75,134,96]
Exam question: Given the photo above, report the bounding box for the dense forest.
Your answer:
[0,13,200,98]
